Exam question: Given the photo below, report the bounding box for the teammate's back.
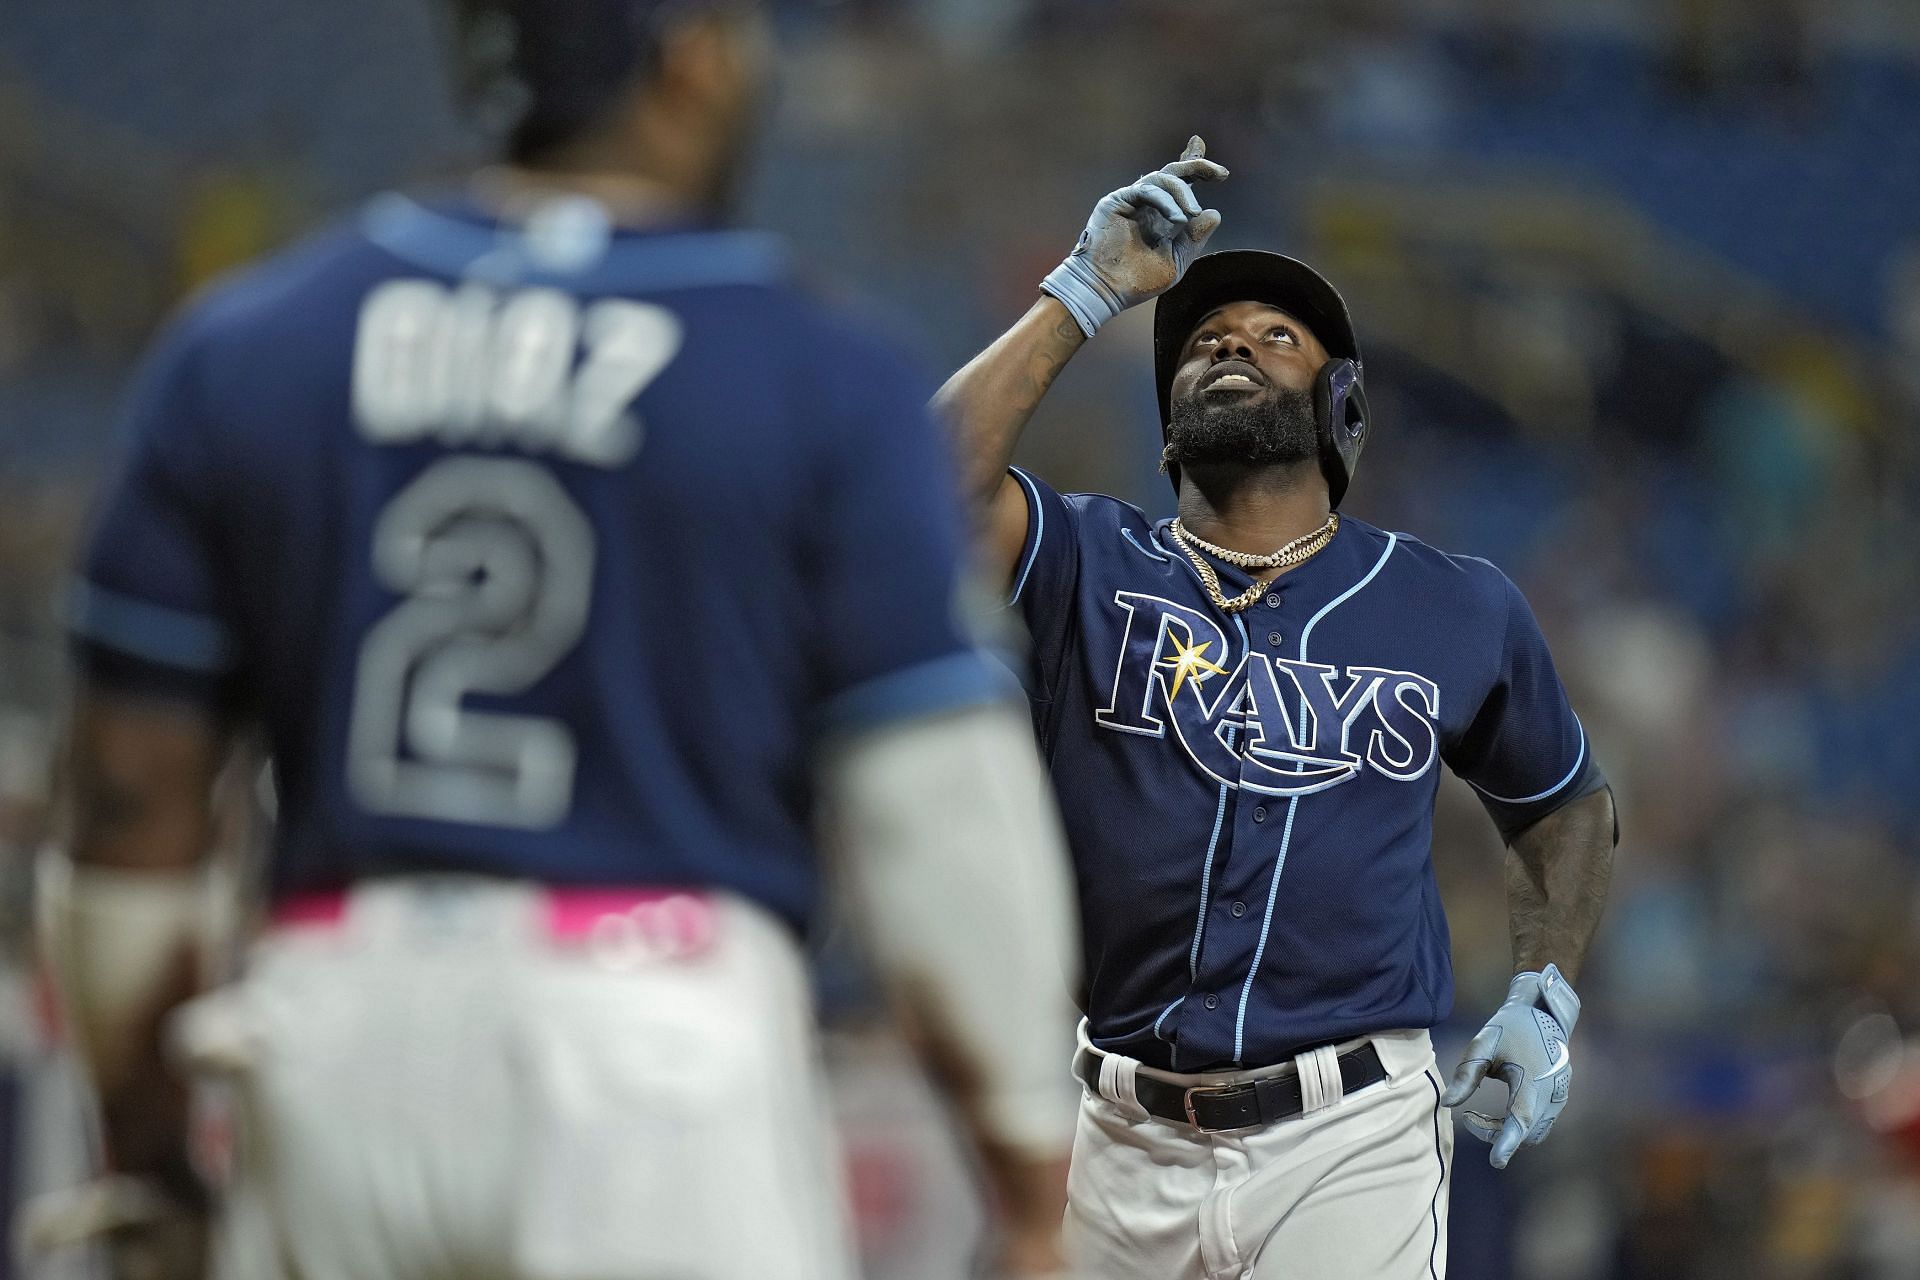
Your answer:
[79,193,985,923]
[37,6,1081,1278]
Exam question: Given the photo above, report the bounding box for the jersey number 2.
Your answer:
[347,456,594,829]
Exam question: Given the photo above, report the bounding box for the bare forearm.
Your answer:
[50,691,228,1177]
[66,694,222,871]
[1504,788,1614,980]
[824,704,1077,1268]
[931,296,1087,511]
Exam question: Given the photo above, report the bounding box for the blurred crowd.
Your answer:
[4,1,1920,1276]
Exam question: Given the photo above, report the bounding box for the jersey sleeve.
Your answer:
[69,316,242,707]
[1444,572,1608,842]
[1005,467,1081,727]
[805,324,1010,737]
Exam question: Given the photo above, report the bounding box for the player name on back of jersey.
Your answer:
[351,278,685,468]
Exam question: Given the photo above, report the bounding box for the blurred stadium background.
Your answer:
[4,0,1920,1276]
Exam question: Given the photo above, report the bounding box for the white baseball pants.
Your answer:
[172,877,857,1280]
[1065,1025,1453,1280]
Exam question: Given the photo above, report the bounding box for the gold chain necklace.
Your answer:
[1168,515,1340,614]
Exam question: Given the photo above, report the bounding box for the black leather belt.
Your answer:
[1076,1041,1387,1133]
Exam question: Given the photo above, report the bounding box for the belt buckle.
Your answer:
[1182,1081,1258,1131]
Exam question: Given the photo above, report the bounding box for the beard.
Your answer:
[1164,385,1319,470]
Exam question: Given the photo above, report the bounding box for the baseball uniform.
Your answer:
[69,191,1010,1280]
[1005,470,1605,1279]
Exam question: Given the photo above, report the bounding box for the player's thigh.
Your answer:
[507,905,856,1280]
[192,936,523,1280]
[1246,1068,1453,1280]
[1064,1092,1216,1280]
[195,898,855,1280]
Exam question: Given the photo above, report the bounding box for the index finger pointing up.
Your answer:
[1166,135,1229,183]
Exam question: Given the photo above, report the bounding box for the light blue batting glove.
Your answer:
[1440,964,1581,1169]
[1040,136,1228,338]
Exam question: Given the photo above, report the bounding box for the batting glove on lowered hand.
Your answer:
[1040,136,1228,338]
[1440,963,1581,1169]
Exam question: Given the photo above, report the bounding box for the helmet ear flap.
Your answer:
[1313,358,1368,508]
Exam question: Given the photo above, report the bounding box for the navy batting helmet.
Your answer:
[1152,250,1371,507]
[449,0,737,160]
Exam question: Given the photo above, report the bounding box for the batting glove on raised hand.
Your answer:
[1440,964,1581,1169]
[1040,136,1228,338]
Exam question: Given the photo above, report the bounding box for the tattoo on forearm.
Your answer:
[1505,789,1614,981]
[1016,315,1083,414]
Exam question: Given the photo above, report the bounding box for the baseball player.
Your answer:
[933,138,1619,1278]
[35,3,1083,1277]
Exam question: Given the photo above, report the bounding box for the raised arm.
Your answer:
[932,136,1229,588]
[932,298,1089,578]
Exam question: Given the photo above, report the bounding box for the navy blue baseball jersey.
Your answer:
[71,193,1004,928]
[1008,468,1605,1072]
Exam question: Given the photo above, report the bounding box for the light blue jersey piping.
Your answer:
[1232,533,1399,1062]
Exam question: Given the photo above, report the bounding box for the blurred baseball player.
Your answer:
[35,3,1082,1277]
[934,137,1618,1277]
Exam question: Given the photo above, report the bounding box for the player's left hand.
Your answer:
[1040,136,1229,337]
[1439,963,1580,1169]
[16,1174,209,1280]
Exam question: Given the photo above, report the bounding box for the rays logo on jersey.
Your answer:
[1092,593,1440,797]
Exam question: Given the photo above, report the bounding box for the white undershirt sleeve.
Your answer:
[819,700,1081,1157]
